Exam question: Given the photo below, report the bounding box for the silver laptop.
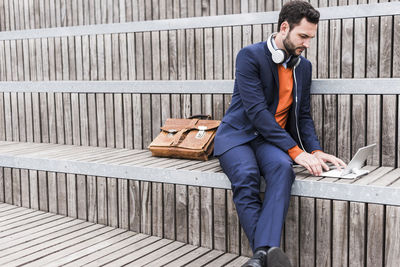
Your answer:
[321,144,376,179]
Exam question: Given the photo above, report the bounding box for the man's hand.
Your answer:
[294,151,347,176]
[313,151,347,171]
[294,152,326,176]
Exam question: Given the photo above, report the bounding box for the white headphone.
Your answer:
[267,33,287,64]
[267,33,301,68]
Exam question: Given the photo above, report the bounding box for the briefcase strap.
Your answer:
[171,119,199,146]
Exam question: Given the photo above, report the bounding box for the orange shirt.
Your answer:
[276,65,303,160]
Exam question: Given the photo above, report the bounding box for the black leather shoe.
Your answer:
[266,247,292,267]
[242,249,267,267]
[242,247,292,267]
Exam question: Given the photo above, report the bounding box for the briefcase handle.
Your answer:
[188,114,212,120]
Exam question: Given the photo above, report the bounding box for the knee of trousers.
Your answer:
[263,156,294,176]
[229,167,262,206]
[261,158,295,189]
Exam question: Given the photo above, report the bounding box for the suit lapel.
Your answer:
[294,66,302,106]
[264,42,279,90]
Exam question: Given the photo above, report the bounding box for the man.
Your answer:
[214,1,346,267]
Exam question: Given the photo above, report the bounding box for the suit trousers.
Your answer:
[218,135,295,251]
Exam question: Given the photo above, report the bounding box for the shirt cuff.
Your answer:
[311,150,323,154]
[288,145,304,160]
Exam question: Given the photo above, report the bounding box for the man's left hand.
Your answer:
[313,151,347,171]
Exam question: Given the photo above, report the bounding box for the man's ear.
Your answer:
[280,21,290,36]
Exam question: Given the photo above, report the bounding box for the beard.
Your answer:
[283,32,306,56]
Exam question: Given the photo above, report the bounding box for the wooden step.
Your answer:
[0,203,249,267]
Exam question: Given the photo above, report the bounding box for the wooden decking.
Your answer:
[0,203,249,267]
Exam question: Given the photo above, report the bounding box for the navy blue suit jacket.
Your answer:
[214,41,322,157]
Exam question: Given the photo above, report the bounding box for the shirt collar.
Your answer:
[271,36,291,69]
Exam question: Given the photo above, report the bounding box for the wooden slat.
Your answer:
[0,204,16,211]
[47,171,57,213]
[299,197,315,266]
[227,189,240,254]
[83,236,160,267]
[204,252,238,266]
[352,166,393,186]
[56,172,67,215]
[97,176,107,225]
[23,169,33,209]
[213,188,226,251]
[152,182,163,237]
[284,196,301,261]
[104,38,115,148]
[0,218,79,251]
[385,206,400,266]
[349,187,365,264]
[380,11,396,167]
[104,238,173,266]
[145,243,198,266]
[188,185,200,246]
[118,178,129,229]
[164,246,211,266]
[186,249,225,266]
[64,233,148,266]
[332,201,348,267]
[366,2,380,166]
[225,256,250,267]
[28,169,39,210]
[201,187,213,249]
[77,174,87,220]
[140,180,152,235]
[129,179,141,233]
[67,173,77,218]
[366,203,384,267]
[395,16,400,168]
[0,224,107,265]
[163,182,175,240]
[0,208,36,222]
[107,177,118,227]
[370,169,400,186]
[132,94,142,149]
[126,240,185,266]
[176,184,188,243]
[3,92,12,141]
[0,213,56,238]
[11,168,21,206]
[337,70,351,163]
[315,198,331,267]
[24,228,128,266]
[87,175,97,223]
[37,170,48,211]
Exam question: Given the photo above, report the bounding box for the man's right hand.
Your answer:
[294,152,329,176]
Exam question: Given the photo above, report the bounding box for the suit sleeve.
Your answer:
[235,47,298,152]
[298,62,322,152]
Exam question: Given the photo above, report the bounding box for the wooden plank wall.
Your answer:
[0,167,400,267]
[0,89,398,167]
[1,0,389,31]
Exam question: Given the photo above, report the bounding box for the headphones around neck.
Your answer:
[267,33,301,69]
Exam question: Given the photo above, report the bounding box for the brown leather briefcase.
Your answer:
[148,115,221,161]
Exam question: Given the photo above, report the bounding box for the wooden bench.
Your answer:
[1,78,400,266]
[0,141,399,206]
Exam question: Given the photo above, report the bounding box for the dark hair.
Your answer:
[277,1,320,30]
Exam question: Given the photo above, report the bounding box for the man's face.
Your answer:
[281,18,318,56]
